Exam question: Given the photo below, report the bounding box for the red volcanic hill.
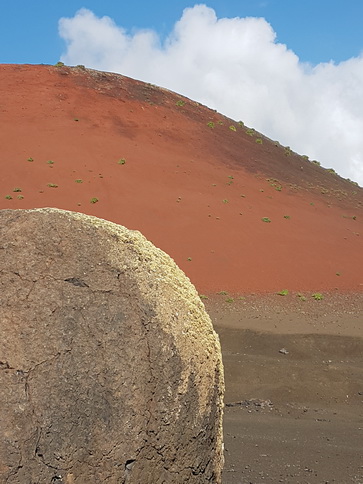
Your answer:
[1,64,362,294]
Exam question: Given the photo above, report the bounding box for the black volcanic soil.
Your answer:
[207,294,363,484]
[0,64,362,483]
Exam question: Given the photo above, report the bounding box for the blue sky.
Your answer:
[1,1,363,184]
[1,0,362,65]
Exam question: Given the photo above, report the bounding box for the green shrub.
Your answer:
[261,217,271,223]
[312,292,323,301]
[90,197,99,204]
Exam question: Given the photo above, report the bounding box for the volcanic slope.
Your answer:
[1,64,362,294]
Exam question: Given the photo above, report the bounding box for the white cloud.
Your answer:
[59,5,363,186]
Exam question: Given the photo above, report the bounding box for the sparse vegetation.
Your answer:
[246,129,254,136]
[75,179,83,183]
[187,257,192,261]
[312,292,324,301]
[118,158,126,165]
[238,121,244,127]
[176,100,185,107]
[229,125,237,132]
[226,297,234,303]
[284,146,292,156]
[76,64,86,70]
[90,197,99,204]
[17,195,24,200]
[217,291,228,296]
[199,294,208,300]
[277,289,289,296]
[5,195,12,200]
[47,160,54,165]
[222,199,229,203]
[261,217,271,223]
[54,61,65,67]
[283,215,290,219]
[47,183,58,188]
[13,188,22,192]
[255,138,263,144]
[27,157,34,162]
[207,121,215,129]
[312,160,321,166]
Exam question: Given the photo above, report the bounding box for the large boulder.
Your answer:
[0,208,224,483]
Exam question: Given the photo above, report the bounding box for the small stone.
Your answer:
[279,348,289,355]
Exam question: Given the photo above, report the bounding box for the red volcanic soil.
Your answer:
[1,64,362,294]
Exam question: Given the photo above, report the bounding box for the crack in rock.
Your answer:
[64,277,89,288]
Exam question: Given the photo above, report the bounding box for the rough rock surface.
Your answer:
[0,208,224,483]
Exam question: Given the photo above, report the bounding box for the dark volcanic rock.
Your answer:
[0,208,224,483]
